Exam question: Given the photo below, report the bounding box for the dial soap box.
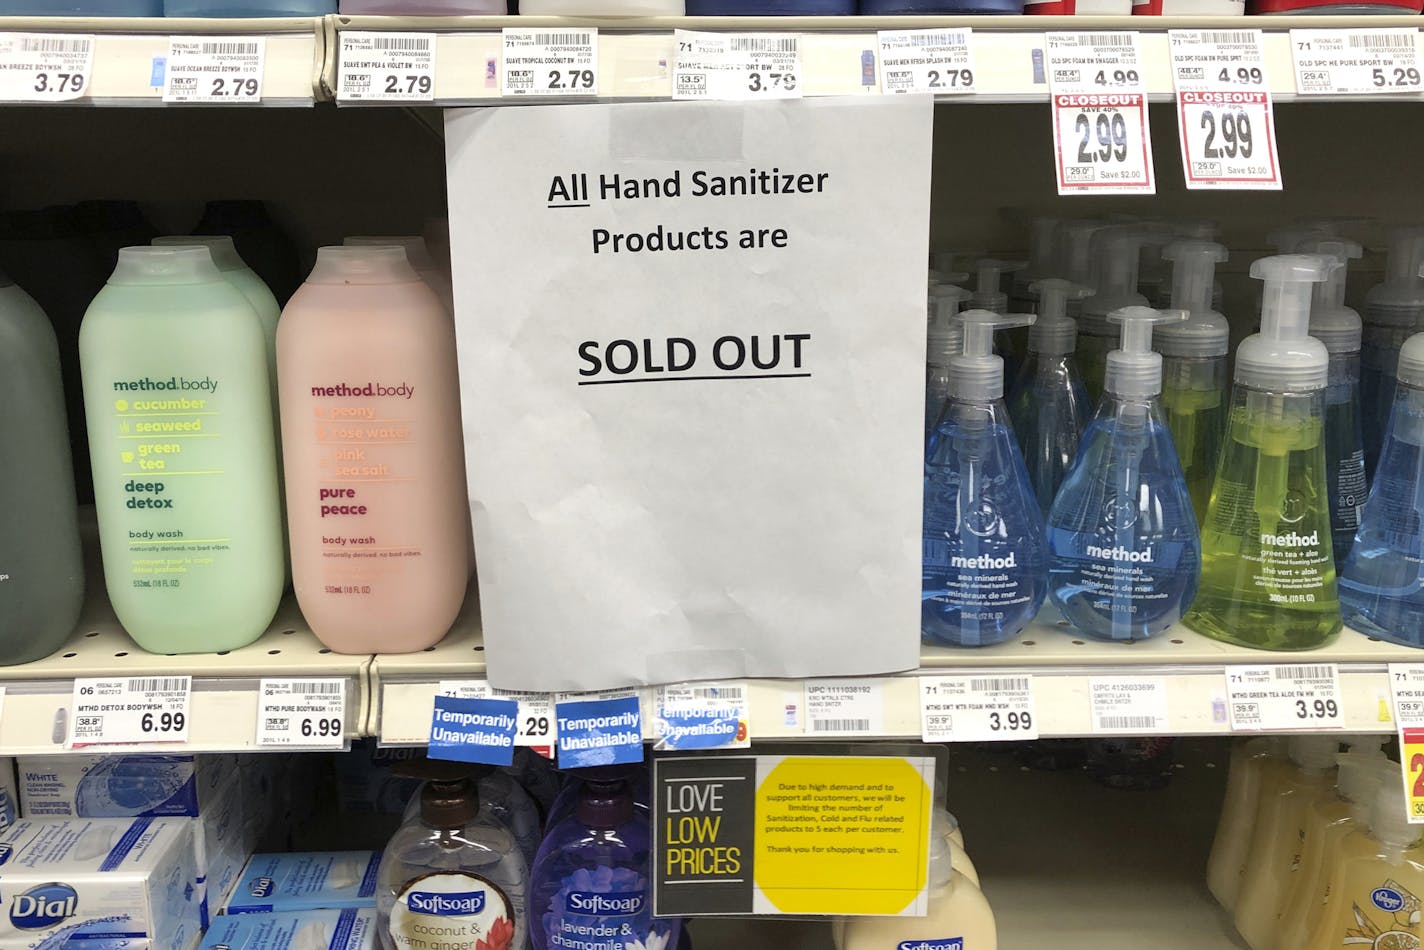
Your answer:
[223,852,381,914]
[198,909,377,950]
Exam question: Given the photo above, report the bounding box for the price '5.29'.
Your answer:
[1076,110,1129,164]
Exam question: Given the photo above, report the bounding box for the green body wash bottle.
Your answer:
[1185,255,1342,651]
[79,246,283,654]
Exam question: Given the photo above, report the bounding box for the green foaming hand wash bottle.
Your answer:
[79,246,283,654]
[1184,255,1342,651]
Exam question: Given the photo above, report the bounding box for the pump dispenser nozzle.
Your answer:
[971,258,1025,314]
[928,283,972,322]
[1175,219,1220,241]
[391,759,488,830]
[1059,220,1109,290]
[1157,240,1230,360]
[1027,278,1091,355]
[928,289,970,367]
[949,309,1035,401]
[1024,217,1060,280]
[1240,255,1332,391]
[1296,238,1363,355]
[1106,307,1187,398]
[1091,228,1149,302]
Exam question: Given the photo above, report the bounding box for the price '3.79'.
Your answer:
[35,72,83,94]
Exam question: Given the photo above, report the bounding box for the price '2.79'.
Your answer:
[385,74,432,96]
[548,69,594,90]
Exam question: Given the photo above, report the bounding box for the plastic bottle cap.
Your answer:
[1105,307,1186,397]
[1018,217,1061,286]
[1369,769,1419,846]
[1157,240,1231,358]
[306,246,422,286]
[1337,751,1389,804]
[1268,225,1328,256]
[1237,255,1331,391]
[970,258,1024,314]
[927,293,967,367]
[108,246,224,286]
[1174,219,1220,240]
[344,235,437,273]
[948,309,1036,401]
[1365,225,1424,324]
[1081,227,1150,327]
[1287,734,1340,772]
[1397,332,1424,388]
[929,284,972,325]
[1059,220,1109,288]
[391,760,489,830]
[575,770,636,829]
[1292,238,1364,354]
[151,235,247,272]
[1027,278,1091,355]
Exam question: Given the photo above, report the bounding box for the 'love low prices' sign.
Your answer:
[444,98,930,692]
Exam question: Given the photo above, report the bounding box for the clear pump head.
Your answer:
[1369,769,1419,846]
[1105,306,1186,397]
[1174,219,1220,240]
[1366,225,1424,325]
[1157,240,1230,359]
[1091,227,1148,301]
[1027,278,1091,355]
[1287,734,1339,772]
[971,258,1024,314]
[1397,330,1424,389]
[1022,217,1060,284]
[1237,255,1332,391]
[948,309,1036,402]
[1297,237,1363,354]
[1268,224,1327,256]
[928,291,970,368]
[928,283,972,324]
[1059,220,1109,289]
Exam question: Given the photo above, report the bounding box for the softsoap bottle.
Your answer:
[1047,306,1200,641]
[1299,237,1367,567]
[278,247,469,654]
[1006,278,1093,513]
[378,761,528,950]
[1156,239,1231,525]
[925,286,971,440]
[1078,228,1150,402]
[344,236,454,315]
[79,246,283,654]
[922,310,1046,648]
[1184,255,1342,651]
[1362,226,1424,476]
[0,271,85,664]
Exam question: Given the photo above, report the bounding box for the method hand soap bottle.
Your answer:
[1184,255,1342,651]
[923,310,1047,648]
[80,246,284,654]
[1047,306,1200,641]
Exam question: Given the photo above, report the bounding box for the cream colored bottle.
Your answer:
[344,236,453,314]
[841,871,996,950]
[277,246,469,653]
[1308,771,1424,950]
[1208,737,1285,910]
[1234,735,1338,949]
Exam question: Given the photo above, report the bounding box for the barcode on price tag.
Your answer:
[1090,677,1169,733]
[673,30,802,102]
[68,676,191,748]
[1389,664,1424,823]
[501,28,597,97]
[1169,30,1281,191]
[1291,29,1424,96]
[654,681,750,751]
[0,32,93,102]
[337,31,436,102]
[920,675,1037,742]
[1045,32,1155,195]
[804,679,888,736]
[256,678,346,748]
[438,680,556,749]
[877,29,976,96]
[162,36,265,104]
[1225,664,1343,731]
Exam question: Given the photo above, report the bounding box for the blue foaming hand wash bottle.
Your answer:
[1047,306,1201,642]
[923,309,1047,648]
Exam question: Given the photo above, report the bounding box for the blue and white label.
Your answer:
[428,695,518,767]
[389,872,518,950]
[566,891,644,916]
[1372,887,1405,912]
[555,693,644,768]
[654,682,749,751]
[10,883,79,930]
[897,940,963,950]
[408,890,485,916]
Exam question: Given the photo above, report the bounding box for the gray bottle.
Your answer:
[0,271,84,664]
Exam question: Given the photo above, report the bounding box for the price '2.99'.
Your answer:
[1076,111,1129,164]
[1200,108,1253,159]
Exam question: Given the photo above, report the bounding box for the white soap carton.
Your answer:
[198,909,376,950]
[0,818,200,950]
[17,756,236,819]
[195,787,254,929]
[222,853,381,914]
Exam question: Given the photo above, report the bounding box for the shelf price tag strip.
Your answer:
[1169,30,1282,191]
[804,679,889,737]
[68,675,191,748]
[1291,28,1424,96]
[501,27,597,98]
[0,33,93,103]
[920,674,1036,742]
[1389,664,1424,823]
[336,31,436,103]
[255,677,346,749]
[673,30,802,102]
[1044,31,1155,196]
[654,681,751,752]
[1089,676,1169,734]
[1224,663,1343,732]
[161,36,265,104]
[876,29,976,97]
[437,679,556,754]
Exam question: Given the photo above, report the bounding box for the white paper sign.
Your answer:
[920,675,1037,742]
[337,32,435,102]
[877,29,976,96]
[1169,31,1281,191]
[162,36,265,104]
[439,679,557,747]
[69,676,191,747]
[0,33,93,102]
[501,28,597,97]
[804,679,888,736]
[256,678,346,748]
[1225,663,1344,731]
[1045,32,1155,195]
[1089,677,1169,733]
[445,99,928,691]
[673,31,802,101]
[1291,29,1424,96]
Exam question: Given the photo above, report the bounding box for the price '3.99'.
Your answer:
[1296,698,1338,719]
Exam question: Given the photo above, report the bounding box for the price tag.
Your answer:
[161,37,265,104]
[337,31,435,103]
[1389,664,1424,822]
[0,33,93,102]
[68,676,191,748]
[1225,664,1343,731]
[673,30,802,102]
[654,681,750,752]
[438,680,555,750]
[1045,32,1154,196]
[804,678,887,736]
[256,678,346,748]
[1170,31,1281,191]
[429,694,518,766]
[1089,677,1169,734]
[920,675,1037,742]
[554,689,644,768]
[1291,29,1424,96]
[877,29,976,96]
[501,28,597,98]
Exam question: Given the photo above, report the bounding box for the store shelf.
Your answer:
[0,15,326,105]
[328,14,1424,104]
